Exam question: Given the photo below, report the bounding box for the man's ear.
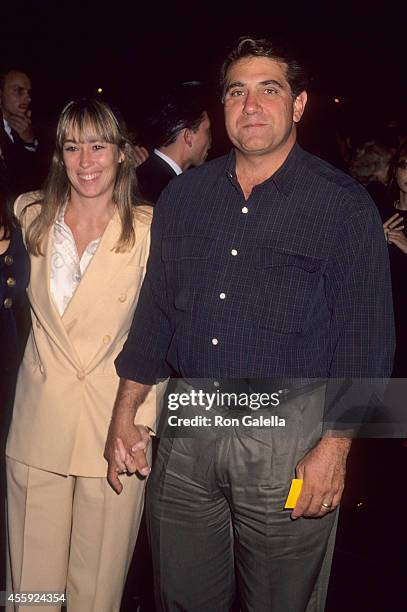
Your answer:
[183,128,193,148]
[293,91,307,123]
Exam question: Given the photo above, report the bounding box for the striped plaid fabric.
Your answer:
[116,144,394,387]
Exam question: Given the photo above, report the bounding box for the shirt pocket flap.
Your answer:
[162,236,214,261]
[255,247,322,272]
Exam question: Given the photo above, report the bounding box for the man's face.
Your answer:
[0,71,32,119]
[189,112,212,166]
[223,56,306,158]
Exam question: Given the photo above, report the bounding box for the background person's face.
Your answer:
[396,157,407,195]
[1,71,32,118]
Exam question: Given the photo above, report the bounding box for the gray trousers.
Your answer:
[147,386,338,612]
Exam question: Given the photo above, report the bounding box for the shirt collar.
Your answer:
[225,142,303,197]
[55,203,68,227]
[3,118,13,141]
[154,149,183,176]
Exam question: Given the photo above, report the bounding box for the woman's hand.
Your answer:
[383,213,404,242]
[387,229,407,254]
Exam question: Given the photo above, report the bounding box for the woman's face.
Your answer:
[62,132,123,200]
[396,155,407,195]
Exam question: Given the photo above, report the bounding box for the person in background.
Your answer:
[349,139,393,212]
[6,98,158,612]
[0,69,43,198]
[0,186,30,593]
[136,82,211,204]
[383,143,407,377]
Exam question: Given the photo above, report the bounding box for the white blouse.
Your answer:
[50,208,101,315]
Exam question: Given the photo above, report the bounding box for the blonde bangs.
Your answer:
[56,100,122,150]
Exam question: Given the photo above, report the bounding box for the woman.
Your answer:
[382,143,407,376]
[0,195,30,424]
[6,99,157,611]
[0,186,30,593]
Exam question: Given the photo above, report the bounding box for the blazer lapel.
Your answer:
[28,226,83,369]
[61,211,135,324]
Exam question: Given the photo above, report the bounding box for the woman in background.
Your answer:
[383,143,407,376]
[0,182,30,593]
[6,99,156,612]
[0,195,29,425]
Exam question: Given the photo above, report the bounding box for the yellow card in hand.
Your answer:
[284,478,303,509]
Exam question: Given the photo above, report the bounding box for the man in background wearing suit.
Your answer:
[137,82,211,204]
[0,69,43,198]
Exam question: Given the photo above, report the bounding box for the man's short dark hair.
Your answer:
[0,67,30,90]
[149,82,207,148]
[220,37,308,99]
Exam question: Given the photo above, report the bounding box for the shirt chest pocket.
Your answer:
[162,236,214,311]
[254,248,324,334]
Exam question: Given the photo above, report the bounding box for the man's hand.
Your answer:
[291,437,351,519]
[105,423,151,494]
[7,110,35,143]
[104,379,152,493]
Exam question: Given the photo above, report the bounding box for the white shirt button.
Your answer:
[211,338,219,346]
[231,249,238,256]
[219,292,226,300]
[213,380,220,387]
[241,206,248,214]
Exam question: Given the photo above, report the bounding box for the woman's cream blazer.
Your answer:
[7,192,158,476]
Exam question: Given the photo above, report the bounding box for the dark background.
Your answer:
[2,2,407,610]
[1,1,406,159]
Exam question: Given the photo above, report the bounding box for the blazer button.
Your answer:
[39,364,45,375]
[103,334,111,345]
[4,255,13,266]
[118,293,127,302]
[35,320,41,328]
[3,297,13,308]
[6,277,16,287]
[77,371,86,380]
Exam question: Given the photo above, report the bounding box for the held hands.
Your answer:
[7,109,35,143]
[291,437,351,519]
[105,421,151,494]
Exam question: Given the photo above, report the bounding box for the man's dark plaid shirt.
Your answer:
[116,144,395,390]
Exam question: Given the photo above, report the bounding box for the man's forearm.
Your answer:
[112,379,152,424]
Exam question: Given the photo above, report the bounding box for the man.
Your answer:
[105,38,394,611]
[0,68,42,198]
[136,82,211,204]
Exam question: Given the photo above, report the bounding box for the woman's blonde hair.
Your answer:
[25,98,140,255]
